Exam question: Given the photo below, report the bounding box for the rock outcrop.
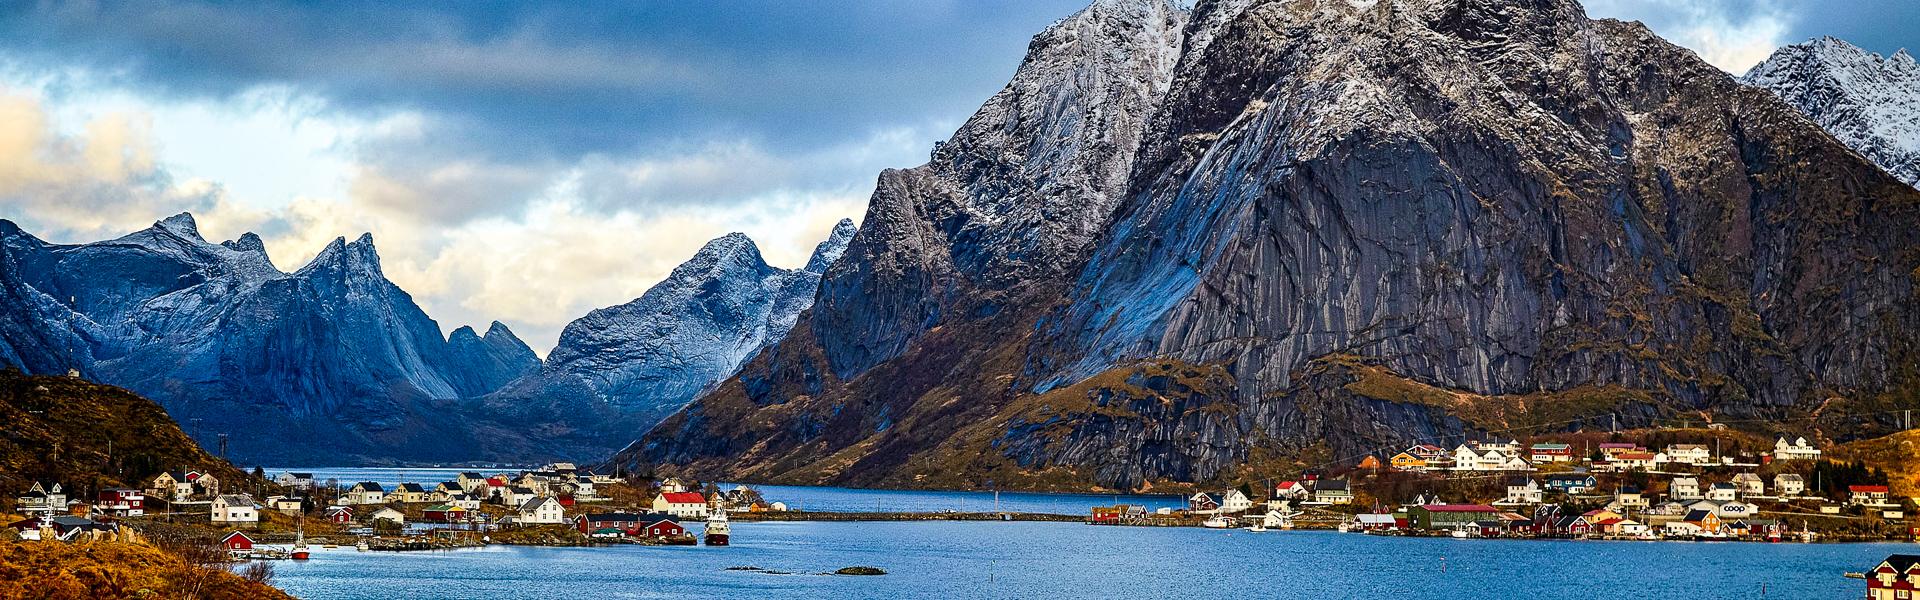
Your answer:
[624,0,1920,492]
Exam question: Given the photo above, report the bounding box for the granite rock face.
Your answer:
[626,0,1920,491]
[0,214,540,464]
[1744,37,1920,190]
[808,0,1188,380]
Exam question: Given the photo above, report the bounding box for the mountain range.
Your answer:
[2,0,1917,487]
[0,212,855,465]
[619,0,1920,492]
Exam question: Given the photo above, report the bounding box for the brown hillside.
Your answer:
[0,539,293,600]
[1832,430,1920,497]
[0,370,253,512]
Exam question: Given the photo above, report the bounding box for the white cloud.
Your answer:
[1585,0,1799,74]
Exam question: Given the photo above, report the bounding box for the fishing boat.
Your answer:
[1243,521,1268,533]
[355,538,369,552]
[1202,515,1232,529]
[291,517,311,560]
[704,511,730,546]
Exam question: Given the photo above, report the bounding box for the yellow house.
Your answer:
[1390,452,1427,470]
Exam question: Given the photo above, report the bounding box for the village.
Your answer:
[1092,434,1918,543]
[7,463,766,558]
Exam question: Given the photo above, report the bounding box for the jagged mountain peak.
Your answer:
[804,219,859,274]
[1745,36,1920,189]
[485,320,516,338]
[154,212,201,240]
[298,233,384,277]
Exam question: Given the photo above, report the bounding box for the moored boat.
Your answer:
[704,511,731,546]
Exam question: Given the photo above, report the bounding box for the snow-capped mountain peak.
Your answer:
[1744,37,1920,188]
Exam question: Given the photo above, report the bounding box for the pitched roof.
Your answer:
[659,492,706,504]
[1684,509,1715,522]
[353,482,384,492]
[395,483,426,493]
[221,531,253,543]
[1315,480,1350,492]
[1879,555,1920,572]
[1852,485,1890,493]
[519,497,555,511]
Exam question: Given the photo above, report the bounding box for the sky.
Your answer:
[0,0,1913,355]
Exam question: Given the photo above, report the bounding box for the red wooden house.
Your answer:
[1868,554,1920,600]
[323,506,353,523]
[222,531,254,551]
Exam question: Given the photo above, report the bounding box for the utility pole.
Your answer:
[218,434,228,460]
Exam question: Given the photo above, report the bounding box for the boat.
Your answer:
[291,517,311,560]
[1243,521,1268,533]
[355,538,369,552]
[1202,516,1232,529]
[704,511,731,546]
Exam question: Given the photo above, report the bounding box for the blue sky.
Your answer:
[0,0,1911,352]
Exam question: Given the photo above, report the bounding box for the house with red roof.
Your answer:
[652,492,710,519]
[1852,485,1894,506]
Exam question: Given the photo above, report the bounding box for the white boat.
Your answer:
[1243,520,1268,533]
[1202,516,1232,529]
[1337,521,1352,533]
[1449,528,1473,539]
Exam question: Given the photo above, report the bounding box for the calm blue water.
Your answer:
[271,522,1894,599]
[270,468,1185,514]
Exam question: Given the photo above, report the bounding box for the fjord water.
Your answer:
[273,521,1888,599]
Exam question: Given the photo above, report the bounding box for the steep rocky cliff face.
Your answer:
[808,0,1187,379]
[625,0,1920,492]
[1744,37,1920,190]
[487,221,856,429]
[0,214,541,464]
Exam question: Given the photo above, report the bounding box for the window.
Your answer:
[1896,589,1908,599]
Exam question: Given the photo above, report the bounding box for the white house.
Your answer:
[368,506,406,526]
[660,478,690,493]
[653,492,710,519]
[517,496,567,524]
[210,494,258,523]
[1774,474,1806,497]
[264,495,304,514]
[1670,477,1702,500]
[1664,521,1703,536]
[1501,478,1543,505]
[1773,436,1821,460]
[274,472,315,490]
[1705,482,1738,502]
[1219,490,1255,514]
[387,483,429,504]
[1731,473,1764,497]
[499,486,537,507]
[1663,444,1712,465]
[444,493,483,511]
[1615,519,1649,536]
[346,482,386,505]
[1273,481,1309,501]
